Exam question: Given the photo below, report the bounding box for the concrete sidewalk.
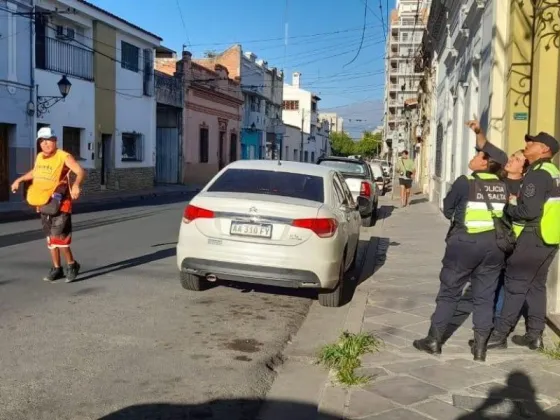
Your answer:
[260,194,560,420]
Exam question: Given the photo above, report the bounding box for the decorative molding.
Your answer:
[186,102,242,121]
[217,117,228,131]
[192,85,244,107]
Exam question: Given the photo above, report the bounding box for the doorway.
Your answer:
[218,131,225,170]
[100,134,112,186]
[0,124,10,202]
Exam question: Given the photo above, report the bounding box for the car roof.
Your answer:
[225,159,335,178]
[317,156,365,164]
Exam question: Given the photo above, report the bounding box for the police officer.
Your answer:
[487,132,560,350]
[413,147,508,362]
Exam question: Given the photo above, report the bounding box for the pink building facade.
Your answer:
[156,51,243,186]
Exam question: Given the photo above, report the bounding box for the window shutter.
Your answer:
[143,48,154,96]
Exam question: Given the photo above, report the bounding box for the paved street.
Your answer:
[0,199,319,420]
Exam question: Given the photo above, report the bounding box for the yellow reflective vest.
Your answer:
[464,173,507,234]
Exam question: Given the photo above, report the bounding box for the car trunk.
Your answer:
[191,192,324,246]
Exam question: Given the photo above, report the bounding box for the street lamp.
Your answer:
[36,75,72,118]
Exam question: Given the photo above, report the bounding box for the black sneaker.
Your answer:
[44,267,64,282]
[65,262,81,283]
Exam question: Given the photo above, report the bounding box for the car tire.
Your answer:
[180,271,209,291]
[318,256,345,307]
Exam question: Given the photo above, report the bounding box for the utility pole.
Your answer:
[300,108,304,162]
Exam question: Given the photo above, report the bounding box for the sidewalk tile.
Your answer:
[362,408,431,419]
[345,390,397,418]
[365,375,447,405]
[414,399,468,419]
[362,312,426,329]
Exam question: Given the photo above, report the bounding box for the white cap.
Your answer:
[37,127,57,140]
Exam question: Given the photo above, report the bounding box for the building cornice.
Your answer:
[185,102,242,122]
[192,85,244,107]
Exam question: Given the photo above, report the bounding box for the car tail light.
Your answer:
[360,181,371,198]
[183,204,214,223]
[292,218,338,238]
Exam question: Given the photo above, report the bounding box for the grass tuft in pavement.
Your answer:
[541,341,560,360]
[317,331,382,386]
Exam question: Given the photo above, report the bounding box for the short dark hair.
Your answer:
[481,152,503,175]
[401,150,409,156]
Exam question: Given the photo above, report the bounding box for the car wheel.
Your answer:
[180,271,209,291]
[318,256,345,307]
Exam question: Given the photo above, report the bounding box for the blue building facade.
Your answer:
[0,0,35,203]
[241,129,261,159]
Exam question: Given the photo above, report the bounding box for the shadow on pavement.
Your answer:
[410,197,429,205]
[0,211,160,249]
[75,247,176,282]
[454,370,560,419]
[377,205,395,221]
[97,398,343,420]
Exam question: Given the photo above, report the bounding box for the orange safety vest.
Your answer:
[27,149,70,207]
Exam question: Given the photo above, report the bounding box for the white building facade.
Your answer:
[33,0,161,193]
[424,0,504,208]
[318,112,344,134]
[282,72,323,163]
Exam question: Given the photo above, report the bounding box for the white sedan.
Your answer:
[176,159,363,307]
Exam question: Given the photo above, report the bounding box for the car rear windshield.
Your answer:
[318,160,366,177]
[207,168,324,202]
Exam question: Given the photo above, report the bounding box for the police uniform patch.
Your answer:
[524,183,536,198]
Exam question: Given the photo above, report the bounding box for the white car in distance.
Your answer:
[176,160,363,307]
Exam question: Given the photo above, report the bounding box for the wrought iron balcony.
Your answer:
[36,36,93,81]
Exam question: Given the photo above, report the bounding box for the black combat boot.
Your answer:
[511,332,544,351]
[470,331,490,362]
[413,326,442,355]
[486,330,508,350]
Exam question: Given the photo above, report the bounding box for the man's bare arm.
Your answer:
[64,155,85,187]
[16,170,34,183]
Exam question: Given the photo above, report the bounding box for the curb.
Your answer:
[0,188,199,224]
[317,235,381,418]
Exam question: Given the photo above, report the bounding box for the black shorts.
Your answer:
[399,178,412,188]
[41,212,73,249]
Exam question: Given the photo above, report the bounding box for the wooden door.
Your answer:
[218,132,225,170]
[0,125,9,202]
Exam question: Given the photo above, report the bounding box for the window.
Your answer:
[293,149,298,160]
[229,132,238,162]
[62,126,81,158]
[121,41,139,72]
[282,100,299,110]
[318,159,367,177]
[435,123,443,178]
[121,132,143,162]
[311,151,315,163]
[199,127,209,163]
[207,169,324,203]
[304,151,309,162]
[402,32,409,42]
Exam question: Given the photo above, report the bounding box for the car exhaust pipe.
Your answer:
[206,274,217,282]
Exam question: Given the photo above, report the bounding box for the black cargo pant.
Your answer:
[431,230,504,336]
[495,228,558,337]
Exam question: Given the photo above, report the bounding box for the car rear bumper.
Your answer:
[180,258,327,289]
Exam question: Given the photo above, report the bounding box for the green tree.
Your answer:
[329,131,356,156]
[356,131,383,158]
[203,50,219,58]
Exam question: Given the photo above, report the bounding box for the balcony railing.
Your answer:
[36,36,94,81]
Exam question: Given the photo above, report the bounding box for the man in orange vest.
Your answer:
[11,127,86,282]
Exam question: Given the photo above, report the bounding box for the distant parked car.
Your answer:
[317,156,378,227]
[176,160,363,307]
[369,162,386,196]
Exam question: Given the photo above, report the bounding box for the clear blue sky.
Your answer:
[91,0,395,136]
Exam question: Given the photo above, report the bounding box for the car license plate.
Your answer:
[230,222,273,238]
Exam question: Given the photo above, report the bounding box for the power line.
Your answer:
[175,0,191,47]
[344,0,369,67]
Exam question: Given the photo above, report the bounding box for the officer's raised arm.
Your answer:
[466,120,509,166]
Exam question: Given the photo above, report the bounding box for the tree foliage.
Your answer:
[329,131,383,158]
[203,50,219,58]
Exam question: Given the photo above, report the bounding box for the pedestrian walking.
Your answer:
[413,146,508,362]
[487,132,560,351]
[10,127,85,283]
[397,150,415,207]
